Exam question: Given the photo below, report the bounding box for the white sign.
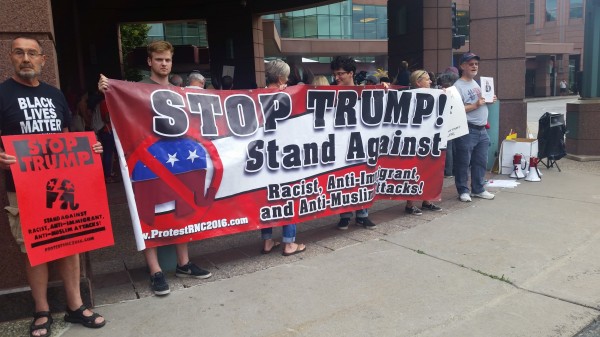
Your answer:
[480,76,495,103]
[442,86,469,142]
[222,65,235,79]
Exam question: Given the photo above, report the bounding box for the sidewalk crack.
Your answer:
[123,261,141,299]
[381,238,600,312]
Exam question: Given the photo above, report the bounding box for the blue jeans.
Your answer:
[261,224,296,243]
[339,209,368,219]
[444,140,454,177]
[453,127,490,195]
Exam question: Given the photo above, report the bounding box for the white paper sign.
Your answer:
[222,65,235,78]
[480,76,494,103]
[442,86,469,141]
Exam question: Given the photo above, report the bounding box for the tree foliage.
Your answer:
[120,23,150,81]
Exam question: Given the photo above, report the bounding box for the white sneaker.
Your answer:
[472,190,495,200]
[459,193,472,202]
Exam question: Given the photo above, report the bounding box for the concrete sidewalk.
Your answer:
[4,160,600,337]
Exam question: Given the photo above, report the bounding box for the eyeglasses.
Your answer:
[333,71,350,77]
[12,49,43,58]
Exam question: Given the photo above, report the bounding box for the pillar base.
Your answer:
[566,99,600,156]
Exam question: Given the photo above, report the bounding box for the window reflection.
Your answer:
[147,22,208,47]
[263,0,387,40]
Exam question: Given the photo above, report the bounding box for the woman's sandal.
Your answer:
[260,241,281,254]
[64,305,106,328]
[30,311,53,337]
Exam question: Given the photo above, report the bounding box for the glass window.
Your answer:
[329,2,341,15]
[147,24,164,40]
[376,6,387,21]
[353,5,365,24]
[529,0,535,24]
[317,5,329,15]
[167,37,183,45]
[364,21,377,39]
[340,0,352,15]
[318,57,332,63]
[318,15,330,36]
[364,5,376,20]
[182,36,199,45]
[305,15,318,37]
[353,23,365,39]
[289,9,304,18]
[181,22,198,35]
[377,23,387,39]
[546,0,557,21]
[292,17,305,38]
[341,15,352,39]
[330,16,341,35]
[570,0,583,18]
[145,21,207,46]
[262,1,383,41]
[164,23,181,37]
[280,16,291,37]
[350,5,386,40]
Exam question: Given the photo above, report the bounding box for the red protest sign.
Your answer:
[105,81,446,250]
[2,132,114,266]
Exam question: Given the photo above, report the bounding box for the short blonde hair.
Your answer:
[311,75,330,86]
[410,70,429,88]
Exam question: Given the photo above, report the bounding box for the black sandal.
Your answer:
[30,311,53,337]
[64,305,106,328]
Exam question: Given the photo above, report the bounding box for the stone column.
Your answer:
[469,0,527,141]
[0,0,59,87]
[566,0,600,159]
[423,0,453,74]
[253,16,266,88]
[566,101,600,158]
[535,55,551,97]
[580,0,600,98]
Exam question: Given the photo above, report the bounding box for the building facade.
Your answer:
[526,0,585,97]
[259,0,582,98]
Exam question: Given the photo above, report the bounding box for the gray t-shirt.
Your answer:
[454,78,488,126]
[139,78,160,85]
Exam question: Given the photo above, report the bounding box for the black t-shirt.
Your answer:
[396,70,410,87]
[0,78,71,191]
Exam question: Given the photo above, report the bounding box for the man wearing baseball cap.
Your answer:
[453,52,497,202]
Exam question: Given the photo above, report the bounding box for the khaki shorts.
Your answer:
[5,192,26,253]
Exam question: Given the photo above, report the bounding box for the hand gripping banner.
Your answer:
[104,81,453,250]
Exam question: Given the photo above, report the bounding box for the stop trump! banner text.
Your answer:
[104,81,454,250]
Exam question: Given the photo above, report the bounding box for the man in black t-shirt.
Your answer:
[0,36,105,337]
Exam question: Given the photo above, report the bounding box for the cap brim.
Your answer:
[461,56,480,64]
